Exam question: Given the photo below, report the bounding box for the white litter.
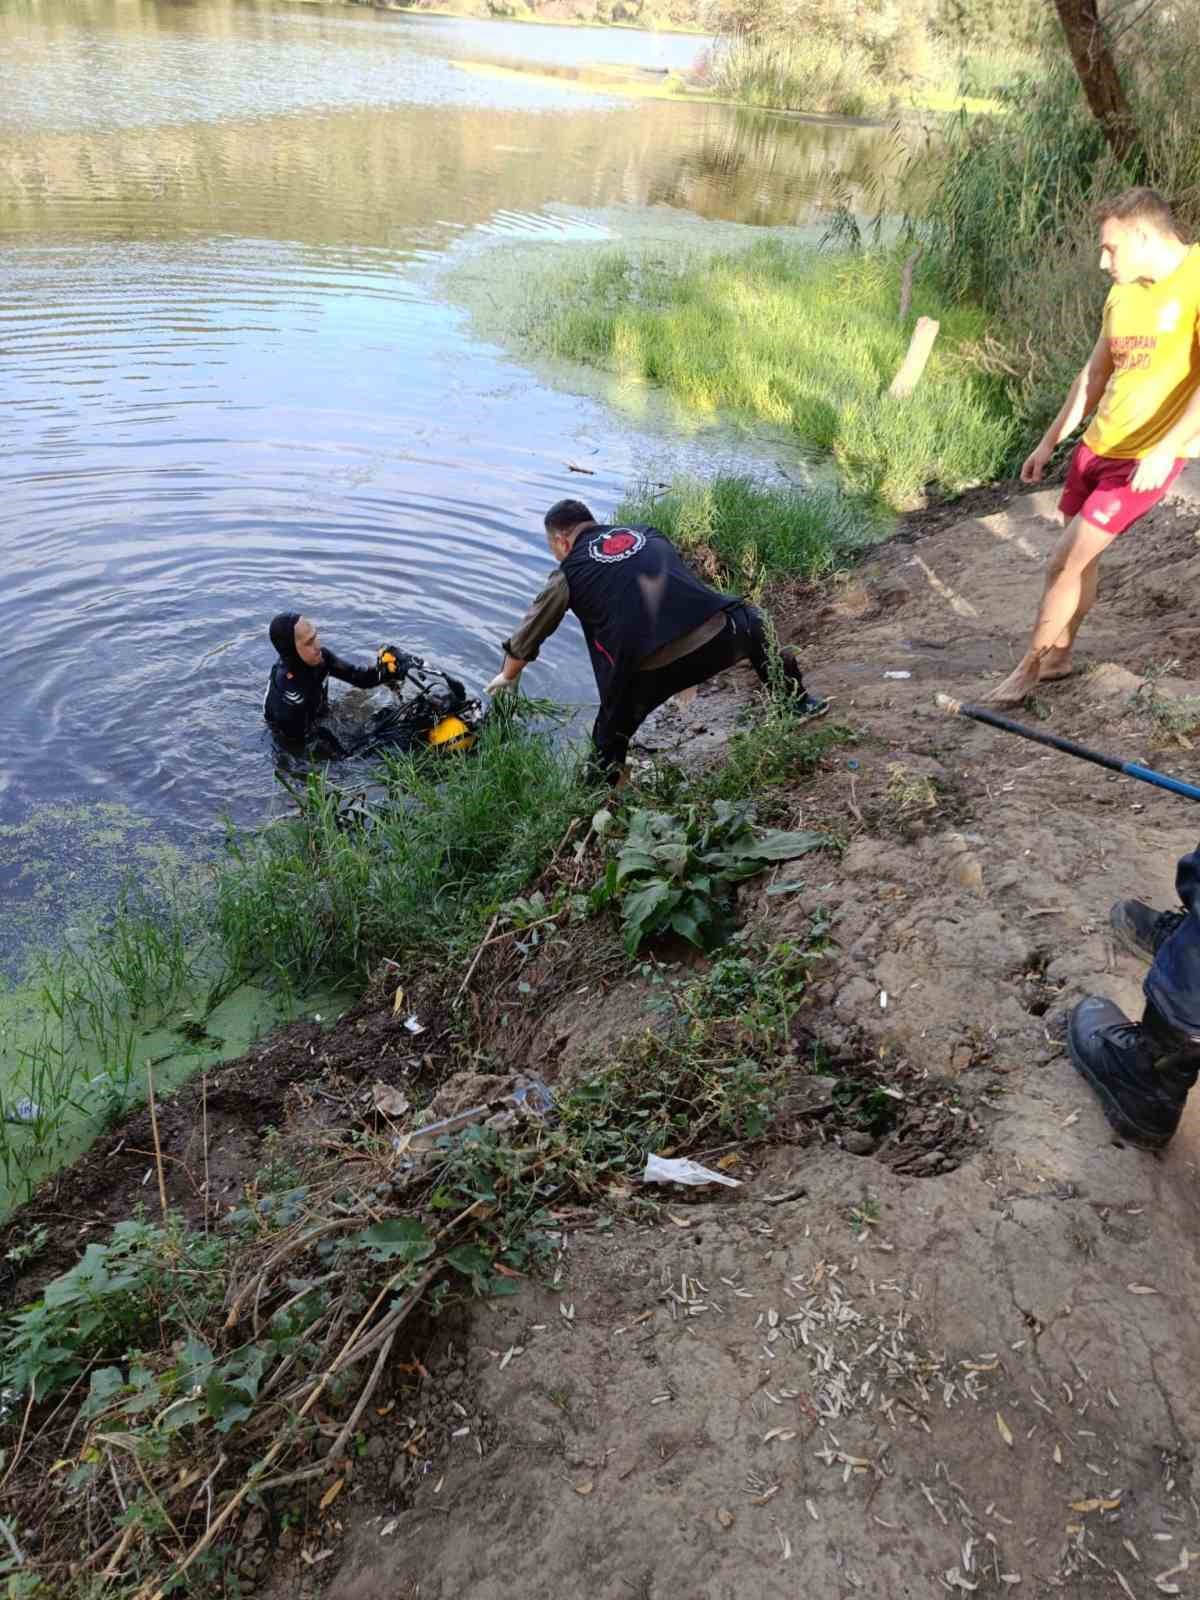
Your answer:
[883,671,912,680]
[642,1154,742,1188]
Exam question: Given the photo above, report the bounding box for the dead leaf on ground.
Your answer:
[372,1082,410,1118]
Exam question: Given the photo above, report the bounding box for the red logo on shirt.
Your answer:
[589,527,646,564]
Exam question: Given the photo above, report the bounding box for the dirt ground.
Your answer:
[8,474,1200,1598]
[288,478,1200,1600]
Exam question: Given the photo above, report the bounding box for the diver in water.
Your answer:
[263,612,414,752]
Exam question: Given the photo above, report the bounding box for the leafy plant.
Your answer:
[592,800,830,954]
[1,1218,227,1404]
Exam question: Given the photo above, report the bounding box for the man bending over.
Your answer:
[488,499,827,781]
[987,188,1200,708]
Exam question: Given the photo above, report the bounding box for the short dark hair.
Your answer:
[545,498,595,533]
[1093,186,1182,237]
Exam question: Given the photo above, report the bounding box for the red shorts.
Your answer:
[1059,442,1185,536]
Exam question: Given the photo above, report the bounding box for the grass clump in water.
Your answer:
[520,240,1017,510]
[706,33,878,116]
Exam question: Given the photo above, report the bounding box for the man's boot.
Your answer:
[777,653,829,721]
[1068,996,1200,1149]
[1109,899,1186,963]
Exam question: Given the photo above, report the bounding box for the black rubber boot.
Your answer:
[777,655,830,721]
[1067,997,1200,1149]
[1109,899,1186,963]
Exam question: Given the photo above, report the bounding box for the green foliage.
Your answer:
[705,712,852,806]
[708,34,876,117]
[215,717,584,991]
[2,1217,227,1404]
[519,241,1016,509]
[707,0,1045,110]
[0,869,219,1209]
[616,473,882,591]
[351,1217,436,1264]
[592,800,830,954]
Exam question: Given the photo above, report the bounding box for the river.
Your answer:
[1,0,912,966]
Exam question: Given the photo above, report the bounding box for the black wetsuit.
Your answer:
[263,651,386,741]
[263,612,386,746]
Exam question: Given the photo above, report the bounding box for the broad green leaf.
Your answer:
[621,879,675,934]
[81,1366,126,1418]
[206,1375,256,1434]
[747,829,831,860]
[122,1366,165,1416]
[669,911,704,945]
[444,1244,491,1293]
[615,848,660,882]
[177,1336,217,1394]
[352,1218,435,1264]
[651,841,690,878]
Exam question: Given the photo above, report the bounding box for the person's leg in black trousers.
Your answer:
[590,603,823,780]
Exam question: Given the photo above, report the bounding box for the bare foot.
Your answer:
[1039,646,1075,682]
[983,660,1042,707]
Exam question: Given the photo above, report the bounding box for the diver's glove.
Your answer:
[378,645,419,681]
[485,672,517,697]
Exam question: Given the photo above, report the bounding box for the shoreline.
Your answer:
[9,469,1200,1596]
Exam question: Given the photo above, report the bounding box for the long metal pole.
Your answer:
[934,693,1200,804]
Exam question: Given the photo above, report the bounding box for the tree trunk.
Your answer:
[1050,0,1141,169]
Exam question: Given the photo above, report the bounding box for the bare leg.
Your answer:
[1041,554,1101,681]
[984,518,1114,707]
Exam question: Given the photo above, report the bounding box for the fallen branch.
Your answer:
[146,1065,169,1225]
[454,911,500,1005]
[137,1262,435,1600]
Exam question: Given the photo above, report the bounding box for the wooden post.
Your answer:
[888,317,940,399]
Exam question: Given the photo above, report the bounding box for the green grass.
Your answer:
[214,716,586,993]
[706,34,878,116]
[617,473,886,589]
[520,240,1018,510]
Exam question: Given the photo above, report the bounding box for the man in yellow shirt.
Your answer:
[986,188,1200,707]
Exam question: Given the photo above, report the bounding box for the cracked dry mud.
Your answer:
[284,479,1200,1600]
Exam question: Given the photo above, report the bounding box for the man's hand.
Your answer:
[485,672,517,696]
[1131,444,1178,493]
[1020,442,1055,484]
[378,645,417,681]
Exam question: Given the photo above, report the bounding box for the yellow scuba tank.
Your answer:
[425,714,475,753]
